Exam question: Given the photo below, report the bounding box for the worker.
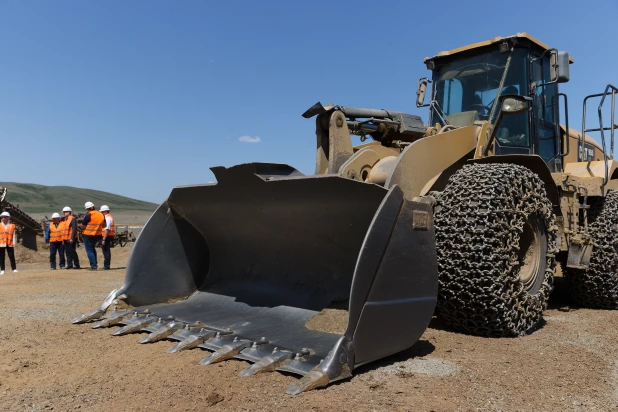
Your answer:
[46,212,66,270]
[99,205,114,270]
[62,206,80,270]
[0,211,18,275]
[81,201,104,270]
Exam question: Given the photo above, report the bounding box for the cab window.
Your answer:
[532,55,559,160]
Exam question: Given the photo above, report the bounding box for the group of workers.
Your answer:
[45,202,115,271]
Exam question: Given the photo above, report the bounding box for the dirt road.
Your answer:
[0,244,615,411]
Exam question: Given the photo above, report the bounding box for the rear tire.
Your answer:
[566,192,618,308]
[434,163,557,337]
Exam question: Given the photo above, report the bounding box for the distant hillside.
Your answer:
[2,182,158,214]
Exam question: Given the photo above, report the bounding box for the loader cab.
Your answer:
[421,34,571,172]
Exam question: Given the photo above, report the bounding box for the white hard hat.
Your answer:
[0,212,10,217]
[62,206,72,212]
[84,201,95,210]
[99,205,110,212]
[52,213,61,219]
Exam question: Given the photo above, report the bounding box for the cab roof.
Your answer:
[425,33,574,64]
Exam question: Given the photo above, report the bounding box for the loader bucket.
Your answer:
[75,163,438,394]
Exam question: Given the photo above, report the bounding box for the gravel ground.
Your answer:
[0,244,616,411]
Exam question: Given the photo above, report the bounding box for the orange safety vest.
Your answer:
[83,210,104,236]
[49,221,65,243]
[62,215,75,241]
[0,223,15,247]
[104,213,115,237]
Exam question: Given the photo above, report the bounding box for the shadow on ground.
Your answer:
[547,276,581,311]
[354,339,436,375]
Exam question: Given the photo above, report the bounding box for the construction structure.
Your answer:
[74,33,617,394]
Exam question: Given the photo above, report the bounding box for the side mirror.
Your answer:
[416,78,430,108]
[501,95,532,114]
[550,51,570,84]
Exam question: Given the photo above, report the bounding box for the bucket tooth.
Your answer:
[285,370,330,395]
[72,309,105,324]
[199,338,253,365]
[167,324,195,342]
[92,310,132,329]
[166,330,217,353]
[166,322,208,342]
[238,350,293,376]
[72,289,122,324]
[139,321,183,344]
[112,316,157,336]
[141,317,167,334]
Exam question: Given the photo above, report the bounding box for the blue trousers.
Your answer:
[49,241,65,269]
[64,239,80,269]
[83,235,101,269]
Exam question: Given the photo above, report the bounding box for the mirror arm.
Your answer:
[487,47,514,123]
[532,48,558,88]
[483,111,505,157]
[530,48,556,64]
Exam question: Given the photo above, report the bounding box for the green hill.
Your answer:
[2,182,158,214]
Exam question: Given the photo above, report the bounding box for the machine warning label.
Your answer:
[413,210,429,230]
[578,142,595,162]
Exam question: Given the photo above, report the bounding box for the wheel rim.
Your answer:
[517,217,542,292]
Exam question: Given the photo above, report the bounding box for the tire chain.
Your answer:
[434,163,558,337]
[566,191,618,308]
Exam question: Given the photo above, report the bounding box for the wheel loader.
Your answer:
[73,33,618,394]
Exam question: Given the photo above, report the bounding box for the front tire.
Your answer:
[434,163,557,337]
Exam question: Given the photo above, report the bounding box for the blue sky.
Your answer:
[1,1,617,203]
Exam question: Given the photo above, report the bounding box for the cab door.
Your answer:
[530,54,562,172]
